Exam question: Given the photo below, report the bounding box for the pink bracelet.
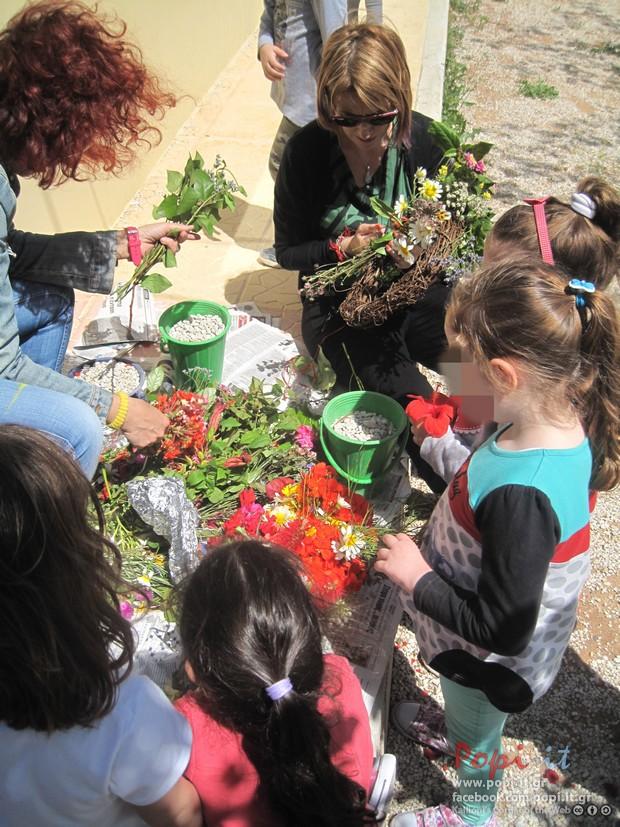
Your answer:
[126,227,142,266]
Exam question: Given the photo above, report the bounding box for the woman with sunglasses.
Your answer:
[274,23,447,443]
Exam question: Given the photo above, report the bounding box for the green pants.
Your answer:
[441,677,509,825]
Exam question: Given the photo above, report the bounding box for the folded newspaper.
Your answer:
[85,295,409,749]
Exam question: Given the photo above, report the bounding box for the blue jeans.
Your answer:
[12,278,74,371]
[441,677,509,825]
[0,380,103,478]
[3,280,103,477]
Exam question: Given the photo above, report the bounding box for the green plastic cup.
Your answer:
[159,300,230,389]
[320,390,408,487]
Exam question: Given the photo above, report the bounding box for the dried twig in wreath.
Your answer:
[339,219,463,328]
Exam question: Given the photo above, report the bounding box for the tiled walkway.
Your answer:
[70,0,444,351]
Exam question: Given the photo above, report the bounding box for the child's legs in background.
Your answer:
[440,677,509,826]
[268,116,301,181]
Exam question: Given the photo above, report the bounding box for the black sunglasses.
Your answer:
[329,109,398,128]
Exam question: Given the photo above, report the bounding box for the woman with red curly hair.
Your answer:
[0,1,199,477]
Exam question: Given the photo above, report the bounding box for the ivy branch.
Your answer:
[115,152,245,302]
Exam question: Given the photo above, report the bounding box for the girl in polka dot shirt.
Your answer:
[376,258,620,827]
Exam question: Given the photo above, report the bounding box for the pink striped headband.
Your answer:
[523,197,555,265]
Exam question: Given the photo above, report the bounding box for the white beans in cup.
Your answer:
[79,361,141,394]
[168,314,225,342]
[332,411,394,442]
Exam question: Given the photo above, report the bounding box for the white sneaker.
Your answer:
[257,246,279,267]
[368,753,397,821]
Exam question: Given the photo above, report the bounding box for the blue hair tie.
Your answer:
[566,278,595,308]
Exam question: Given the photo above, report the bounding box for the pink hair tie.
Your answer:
[523,197,555,265]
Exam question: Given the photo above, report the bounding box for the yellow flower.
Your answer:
[331,525,366,561]
[136,574,151,588]
[305,525,317,538]
[154,554,166,567]
[436,209,451,222]
[438,164,449,179]
[392,233,415,266]
[269,504,295,526]
[483,190,492,200]
[393,194,409,216]
[414,167,427,180]
[420,179,442,201]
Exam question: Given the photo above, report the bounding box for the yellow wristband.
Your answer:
[109,392,129,430]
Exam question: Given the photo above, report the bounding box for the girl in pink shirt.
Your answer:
[175,540,375,827]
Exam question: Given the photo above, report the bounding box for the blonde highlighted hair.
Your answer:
[446,260,620,491]
[317,24,412,147]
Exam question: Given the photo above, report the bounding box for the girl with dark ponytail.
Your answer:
[176,540,375,827]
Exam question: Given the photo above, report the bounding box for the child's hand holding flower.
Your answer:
[410,419,430,446]
[374,533,431,592]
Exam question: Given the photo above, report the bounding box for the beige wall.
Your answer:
[1,0,263,233]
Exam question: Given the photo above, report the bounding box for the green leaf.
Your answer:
[239,429,270,449]
[141,273,172,293]
[369,232,393,252]
[370,196,395,220]
[190,168,214,200]
[428,120,461,151]
[166,170,183,194]
[220,416,241,429]
[196,213,217,237]
[146,365,165,393]
[315,346,337,391]
[152,194,180,220]
[186,469,206,486]
[193,151,204,169]
[164,248,177,268]
[176,187,200,215]
[464,141,493,161]
[206,487,225,504]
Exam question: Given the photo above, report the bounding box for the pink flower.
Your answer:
[463,151,477,170]
[475,159,486,173]
[295,425,315,452]
[119,601,134,620]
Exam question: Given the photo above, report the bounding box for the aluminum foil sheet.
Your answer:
[126,476,200,583]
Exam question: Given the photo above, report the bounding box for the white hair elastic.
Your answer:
[570,192,597,220]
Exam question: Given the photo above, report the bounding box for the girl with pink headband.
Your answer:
[410,175,620,490]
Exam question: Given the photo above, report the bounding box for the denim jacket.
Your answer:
[0,163,116,420]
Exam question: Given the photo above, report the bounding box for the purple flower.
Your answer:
[295,425,315,452]
[119,600,134,620]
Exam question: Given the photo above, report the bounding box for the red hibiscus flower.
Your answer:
[405,390,459,438]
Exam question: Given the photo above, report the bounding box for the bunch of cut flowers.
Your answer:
[301,121,494,328]
[96,378,318,608]
[215,462,379,604]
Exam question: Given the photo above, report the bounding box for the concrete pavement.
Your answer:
[70,0,449,350]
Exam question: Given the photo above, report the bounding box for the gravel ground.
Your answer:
[386,2,620,824]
